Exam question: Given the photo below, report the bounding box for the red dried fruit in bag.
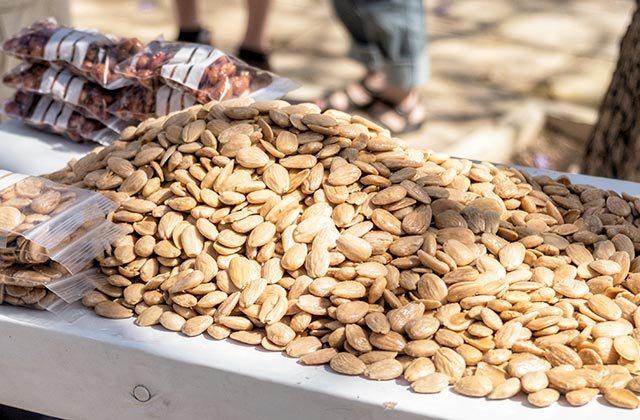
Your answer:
[4,91,119,144]
[3,63,122,123]
[3,18,143,89]
[109,84,197,122]
[116,40,296,102]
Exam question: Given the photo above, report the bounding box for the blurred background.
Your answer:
[0,0,635,171]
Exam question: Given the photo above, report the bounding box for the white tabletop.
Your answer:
[2,305,638,420]
[1,122,639,420]
[0,120,95,175]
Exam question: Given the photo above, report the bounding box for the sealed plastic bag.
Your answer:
[2,18,143,89]
[0,171,120,272]
[0,265,106,319]
[4,91,122,144]
[108,84,197,121]
[116,40,297,102]
[0,282,54,308]
[3,63,122,123]
[0,219,126,274]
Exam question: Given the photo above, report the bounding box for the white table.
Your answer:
[0,120,95,175]
[2,305,638,420]
[1,123,639,420]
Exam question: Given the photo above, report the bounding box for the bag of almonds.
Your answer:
[1,265,106,320]
[0,219,126,274]
[4,91,123,144]
[2,18,143,89]
[116,40,297,103]
[0,170,124,273]
[3,62,128,130]
[108,84,197,122]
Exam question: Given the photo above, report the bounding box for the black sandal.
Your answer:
[315,79,380,113]
[238,48,271,71]
[367,97,427,134]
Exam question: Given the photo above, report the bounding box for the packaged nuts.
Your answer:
[0,265,106,319]
[116,40,296,103]
[3,63,124,125]
[0,170,123,274]
[108,84,197,122]
[4,91,121,144]
[2,18,142,89]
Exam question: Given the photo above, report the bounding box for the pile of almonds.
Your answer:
[53,98,640,409]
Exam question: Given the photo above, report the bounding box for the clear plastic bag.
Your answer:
[0,171,121,273]
[2,18,143,89]
[51,220,126,274]
[1,283,58,309]
[0,266,106,320]
[3,63,123,125]
[116,40,297,102]
[0,219,126,274]
[108,83,197,121]
[4,91,122,144]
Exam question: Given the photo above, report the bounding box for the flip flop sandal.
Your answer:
[367,97,427,134]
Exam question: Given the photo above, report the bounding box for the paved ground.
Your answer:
[70,0,635,161]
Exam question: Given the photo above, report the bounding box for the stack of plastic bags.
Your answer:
[2,19,143,144]
[0,170,124,317]
[1,19,297,144]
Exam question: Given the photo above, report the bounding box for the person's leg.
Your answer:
[238,0,272,69]
[358,0,428,132]
[175,0,199,31]
[241,0,270,53]
[316,0,385,111]
[368,0,428,91]
[333,0,374,58]
[174,0,211,44]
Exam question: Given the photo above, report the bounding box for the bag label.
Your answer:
[155,85,197,116]
[42,28,103,74]
[160,46,225,90]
